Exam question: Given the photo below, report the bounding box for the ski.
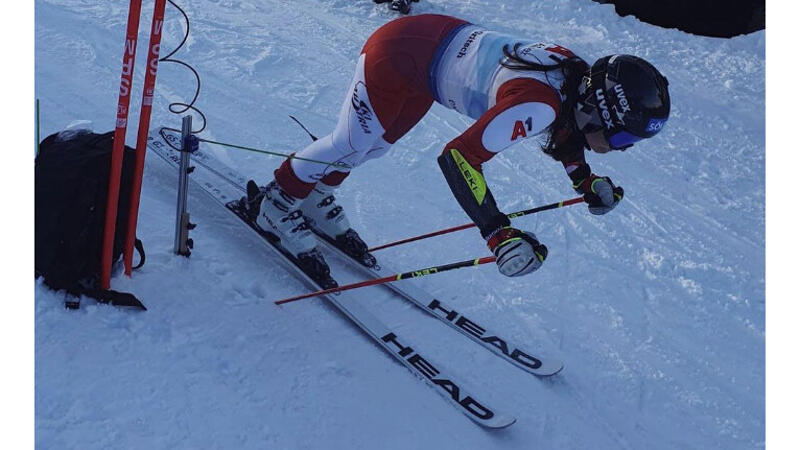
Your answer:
[147,129,516,429]
[313,231,565,377]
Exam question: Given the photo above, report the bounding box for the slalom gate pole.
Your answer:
[368,196,585,252]
[124,0,168,275]
[275,256,497,305]
[100,0,143,290]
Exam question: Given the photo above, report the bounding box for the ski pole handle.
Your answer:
[369,196,585,252]
[275,256,496,305]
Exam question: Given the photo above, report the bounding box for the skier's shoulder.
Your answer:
[520,42,579,60]
[495,77,561,108]
[489,82,560,143]
[490,41,585,108]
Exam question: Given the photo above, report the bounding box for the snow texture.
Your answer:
[35,0,764,448]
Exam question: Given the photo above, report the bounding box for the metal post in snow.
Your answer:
[173,115,195,256]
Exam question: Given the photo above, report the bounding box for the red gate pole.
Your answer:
[101,0,143,289]
[124,0,167,275]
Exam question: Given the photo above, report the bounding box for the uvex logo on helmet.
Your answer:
[595,84,631,130]
[594,89,615,130]
[612,84,631,124]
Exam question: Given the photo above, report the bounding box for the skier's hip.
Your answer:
[361,14,469,98]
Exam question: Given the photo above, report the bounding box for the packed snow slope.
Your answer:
[35,0,764,448]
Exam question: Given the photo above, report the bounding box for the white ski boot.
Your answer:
[255,181,317,255]
[246,180,336,288]
[301,183,376,267]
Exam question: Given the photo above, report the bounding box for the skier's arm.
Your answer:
[558,146,625,216]
[437,79,561,237]
[438,148,510,237]
[563,159,592,188]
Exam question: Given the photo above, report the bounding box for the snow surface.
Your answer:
[35,0,764,448]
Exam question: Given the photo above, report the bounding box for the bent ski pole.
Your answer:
[369,196,585,252]
[275,256,497,305]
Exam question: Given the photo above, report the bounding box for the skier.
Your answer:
[250,14,671,279]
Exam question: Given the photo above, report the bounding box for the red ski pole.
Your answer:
[100,0,143,289]
[368,196,585,252]
[124,0,168,275]
[275,256,496,305]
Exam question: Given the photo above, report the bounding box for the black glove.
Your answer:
[574,174,624,215]
[486,227,548,277]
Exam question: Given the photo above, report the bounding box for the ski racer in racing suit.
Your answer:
[256,14,671,278]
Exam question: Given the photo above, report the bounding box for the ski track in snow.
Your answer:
[36,0,764,448]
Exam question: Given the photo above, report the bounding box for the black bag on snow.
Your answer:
[35,129,146,310]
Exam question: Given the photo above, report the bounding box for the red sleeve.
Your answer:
[442,78,561,171]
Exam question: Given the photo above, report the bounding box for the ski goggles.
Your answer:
[606,129,644,150]
[575,111,643,150]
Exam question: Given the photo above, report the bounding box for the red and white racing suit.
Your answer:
[274,14,589,236]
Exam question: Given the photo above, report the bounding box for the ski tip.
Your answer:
[479,414,517,429]
[532,360,565,377]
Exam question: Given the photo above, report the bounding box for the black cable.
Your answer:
[152,1,344,169]
[159,0,206,148]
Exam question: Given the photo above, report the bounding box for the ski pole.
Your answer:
[369,196,585,252]
[275,256,497,305]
